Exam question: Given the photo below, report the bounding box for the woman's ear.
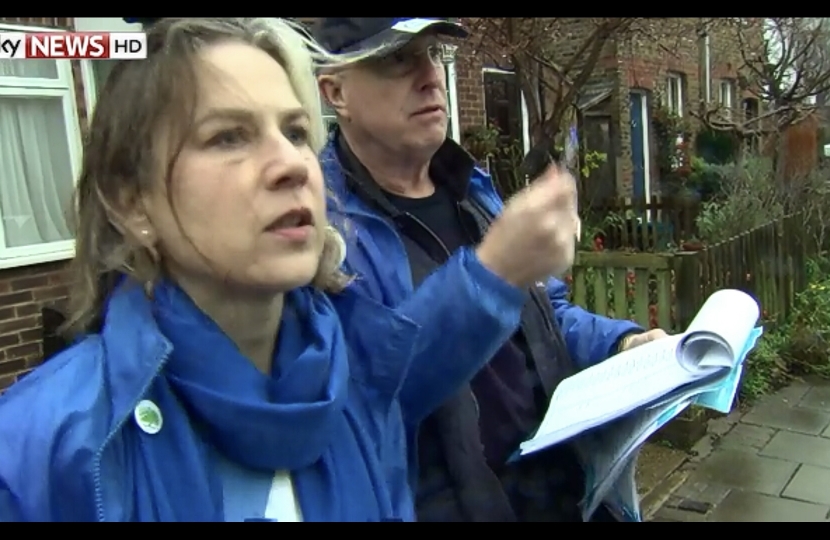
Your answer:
[124,214,158,251]
[110,186,158,250]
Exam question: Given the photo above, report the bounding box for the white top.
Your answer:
[263,471,303,522]
[215,451,304,522]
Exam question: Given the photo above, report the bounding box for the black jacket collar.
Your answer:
[333,127,477,217]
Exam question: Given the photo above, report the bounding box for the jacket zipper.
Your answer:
[398,211,481,420]
[92,347,171,522]
[335,159,484,419]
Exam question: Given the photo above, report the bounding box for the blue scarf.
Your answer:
[152,281,385,521]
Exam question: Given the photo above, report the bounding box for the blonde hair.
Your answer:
[63,17,349,337]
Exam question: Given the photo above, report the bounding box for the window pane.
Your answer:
[0,96,75,248]
[93,60,118,93]
[0,59,58,79]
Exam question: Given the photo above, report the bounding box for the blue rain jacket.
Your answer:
[320,140,641,378]
[0,278,512,522]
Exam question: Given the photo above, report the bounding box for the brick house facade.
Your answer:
[0,17,755,390]
[448,19,757,199]
[0,17,143,389]
[0,17,81,390]
[613,21,757,196]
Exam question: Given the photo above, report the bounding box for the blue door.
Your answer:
[629,92,646,201]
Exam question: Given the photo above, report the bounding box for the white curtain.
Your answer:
[0,59,74,249]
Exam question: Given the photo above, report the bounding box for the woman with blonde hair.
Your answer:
[0,18,498,522]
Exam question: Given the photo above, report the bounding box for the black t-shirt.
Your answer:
[383,185,539,468]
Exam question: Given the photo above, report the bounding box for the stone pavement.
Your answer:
[649,376,830,522]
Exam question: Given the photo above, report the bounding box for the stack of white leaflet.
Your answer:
[516,289,763,521]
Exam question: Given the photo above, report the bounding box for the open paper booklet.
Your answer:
[517,289,763,521]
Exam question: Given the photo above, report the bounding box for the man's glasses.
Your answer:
[362,41,456,78]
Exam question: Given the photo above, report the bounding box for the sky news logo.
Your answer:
[0,32,147,60]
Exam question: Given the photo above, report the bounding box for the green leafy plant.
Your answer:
[740,256,830,403]
[695,127,741,165]
[581,150,608,180]
[740,326,791,403]
[684,156,724,201]
[652,105,694,188]
[779,257,830,377]
[461,123,501,162]
[694,157,786,244]
[462,124,527,198]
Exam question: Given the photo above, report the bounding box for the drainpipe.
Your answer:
[698,25,712,104]
[704,34,712,103]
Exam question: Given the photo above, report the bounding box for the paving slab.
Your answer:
[762,381,813,407]
[650,379,830,522]
[741,402,830,435]
[760,431,830,468]
[674,481,732,507]
[653,505,707,522]
[715,423,776,453]
[687,449,798,496]
[707,411,742,437]
[708,490,829,522]
[799,385,830,412]
[782,464,830,506]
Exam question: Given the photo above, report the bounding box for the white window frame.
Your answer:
[665,73,686,173]
[76,18,141,117]
[719,79,734,120]
[666,73,684,117]
[0,22,83,270]
[481,67,531,155]
[444,45,461,143]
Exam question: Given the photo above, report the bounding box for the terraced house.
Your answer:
[0,17,751,389]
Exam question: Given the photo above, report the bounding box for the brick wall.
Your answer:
[453,43,486,136]
[450,19,618,146]
[612,20,751,194]
[0,17,81,391]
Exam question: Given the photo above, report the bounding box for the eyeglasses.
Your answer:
[362,41,456,78]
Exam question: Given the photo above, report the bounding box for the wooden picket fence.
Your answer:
[582,195,702,251]
[567,213,809,331]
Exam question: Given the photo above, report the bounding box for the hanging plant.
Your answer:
[462,123,501,162]
[652,105,694,185]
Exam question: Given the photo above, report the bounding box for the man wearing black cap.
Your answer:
[313,17,666,522]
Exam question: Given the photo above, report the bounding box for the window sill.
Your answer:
[0,247,75,271]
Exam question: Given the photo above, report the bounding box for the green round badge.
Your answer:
[134,399,163,435]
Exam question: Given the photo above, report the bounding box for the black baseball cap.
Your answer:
[123,18,161,27]
[312,18,468,57]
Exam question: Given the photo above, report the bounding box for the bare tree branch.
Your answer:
[460,17,651,146]
[698,17,830,142]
